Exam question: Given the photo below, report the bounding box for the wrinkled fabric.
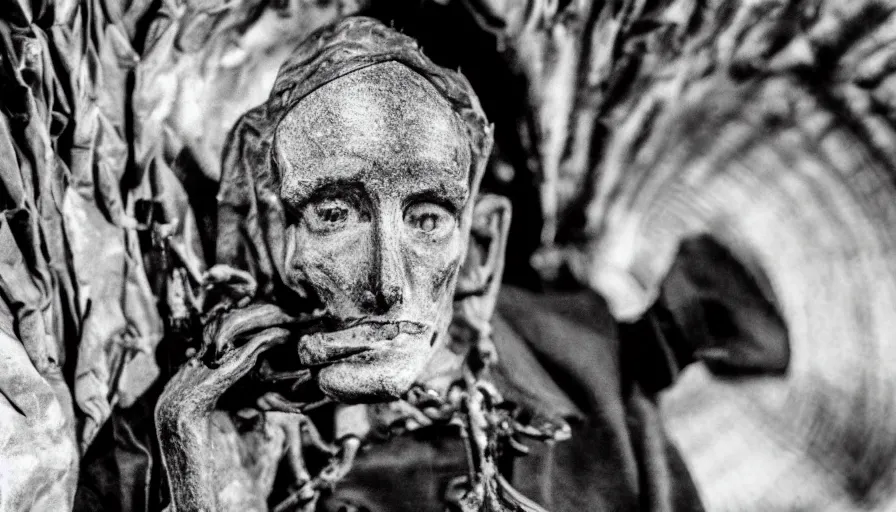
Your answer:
[134,0,366,183]
[0,12,82,508]
[2,0,362,460]
[53,0,164,449]
[0,1,163,509]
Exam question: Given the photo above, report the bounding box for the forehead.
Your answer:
[274,62,472,202]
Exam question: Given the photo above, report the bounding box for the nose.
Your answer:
[361,220,404,314]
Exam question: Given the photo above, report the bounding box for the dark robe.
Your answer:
[318,286,704,512]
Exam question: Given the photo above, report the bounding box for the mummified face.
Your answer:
[274,62,474,402]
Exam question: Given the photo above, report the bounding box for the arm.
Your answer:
[156,369,220,512]
[155,309,292,512]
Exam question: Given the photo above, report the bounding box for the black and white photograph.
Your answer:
[0,0,893,510]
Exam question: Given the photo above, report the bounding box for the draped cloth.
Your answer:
[0,0,164,507]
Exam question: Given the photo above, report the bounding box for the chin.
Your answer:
[315,347,428,403]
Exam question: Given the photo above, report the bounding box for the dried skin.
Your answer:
[275,62,473,402]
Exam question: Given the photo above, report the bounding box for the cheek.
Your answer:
[287,226,369,300]
[404,231,465,304]
[430,259,460,303]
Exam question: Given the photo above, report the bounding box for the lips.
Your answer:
[298,320,428,366]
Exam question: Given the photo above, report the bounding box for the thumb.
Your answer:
[212,326,292,389]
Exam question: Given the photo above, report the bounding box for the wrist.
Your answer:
[156,402,211,465]
[156,405,217,512]
[156,392,212,433]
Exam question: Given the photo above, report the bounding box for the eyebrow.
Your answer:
[406,183,469,212]
[282,175,470,212]
[281,177,362,209]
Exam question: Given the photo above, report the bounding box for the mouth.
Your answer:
[297,319,430,366]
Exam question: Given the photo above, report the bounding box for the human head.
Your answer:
[217,17,509,402]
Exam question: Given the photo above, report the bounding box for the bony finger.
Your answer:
[209,303,295,355]
[214,327,292,387]
[157,327,291,416]
[203,264,257,294]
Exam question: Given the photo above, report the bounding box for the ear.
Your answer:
[454,194,512,321]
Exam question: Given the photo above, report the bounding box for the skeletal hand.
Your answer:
[158,316,293,425]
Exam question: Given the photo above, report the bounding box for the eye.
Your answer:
[404,202,455,239]
[303,198,360,233]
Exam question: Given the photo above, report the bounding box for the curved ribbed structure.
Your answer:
[576,1,896,508]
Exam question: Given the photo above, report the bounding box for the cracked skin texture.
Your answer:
[275,62,474,402]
